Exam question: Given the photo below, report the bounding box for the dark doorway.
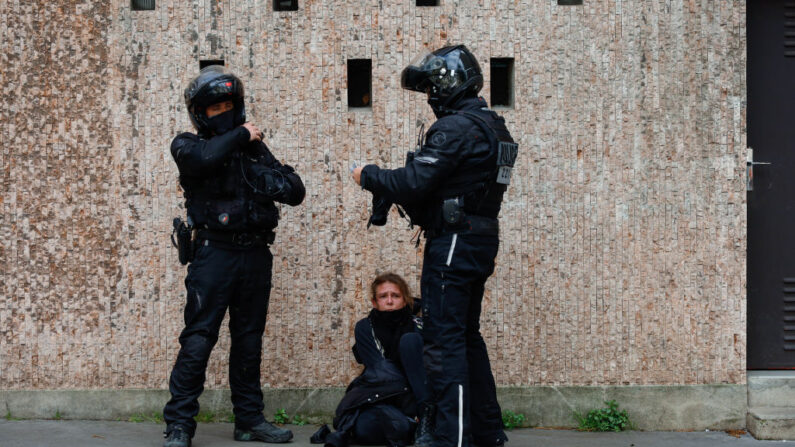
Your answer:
[748,0,795,369]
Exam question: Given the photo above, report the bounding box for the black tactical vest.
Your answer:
[437,108,517,220]
[180,152,279,232]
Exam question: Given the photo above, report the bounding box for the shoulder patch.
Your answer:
[430,131,447,146]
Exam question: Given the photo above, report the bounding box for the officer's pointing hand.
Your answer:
[242,122,263,142]
[351,166,363,186]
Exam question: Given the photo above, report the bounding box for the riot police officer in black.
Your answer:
[351,45,516,447]
[163,65,305,447]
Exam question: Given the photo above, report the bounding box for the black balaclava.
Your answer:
[207,109,236,135]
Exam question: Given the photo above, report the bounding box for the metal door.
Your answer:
[748,0,795,369]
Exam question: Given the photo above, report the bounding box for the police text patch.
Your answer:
[496,141,518,185]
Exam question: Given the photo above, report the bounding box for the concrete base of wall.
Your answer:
[0,388,345,424]
[747,407,795,440]
[495,385,746,431]
[746,371,795,440]
[0,385,746,431]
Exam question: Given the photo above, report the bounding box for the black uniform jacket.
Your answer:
[359,96,504,222]
[171,126,305,232]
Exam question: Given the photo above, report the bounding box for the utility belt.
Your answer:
[196,229,275,248]
[425,214,499,239]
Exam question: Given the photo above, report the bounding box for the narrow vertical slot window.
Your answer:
[490,58,514,108]
[274,0,298,11]
[416,0,440,5]
[347,59,372,109]
[131,0,155,10]
[199,60,225,70]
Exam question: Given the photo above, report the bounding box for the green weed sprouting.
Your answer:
[291,414,307,426]
[502,410,526,430]
[273,408,289,425]
[575,400,631,432]
[129,412,164,423]
[194,411,215,423]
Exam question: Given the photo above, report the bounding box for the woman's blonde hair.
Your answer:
[370,272,413,309]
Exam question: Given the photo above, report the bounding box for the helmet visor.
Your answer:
[193,77,243,109]
[407,51,436,69]
[401,66,428,92]
[400,51,444,92]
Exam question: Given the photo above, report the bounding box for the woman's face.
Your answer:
[372,281,406,312]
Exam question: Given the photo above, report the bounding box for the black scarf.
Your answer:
[368,306,415,362]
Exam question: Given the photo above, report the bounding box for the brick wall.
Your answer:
[0,0,747,389]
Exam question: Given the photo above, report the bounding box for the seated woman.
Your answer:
[322,273,433,447]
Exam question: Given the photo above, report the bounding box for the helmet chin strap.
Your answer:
[427,90,468,116]
[427,76,481,115]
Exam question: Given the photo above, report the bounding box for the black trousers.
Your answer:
[164,243,273,437]
[352,404,415,447]
[421,233,506,447]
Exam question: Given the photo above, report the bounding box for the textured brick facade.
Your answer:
[0,0,746,390]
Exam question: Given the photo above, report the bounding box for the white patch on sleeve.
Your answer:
[414,156,439,165]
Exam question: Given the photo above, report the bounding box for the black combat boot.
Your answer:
[163,427,191,447]
[414,403,435,447]
[473,433,509,447]
[234,421,293,443]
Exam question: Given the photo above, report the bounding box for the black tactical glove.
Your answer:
[248,165,287,197]
[368,194,392,227]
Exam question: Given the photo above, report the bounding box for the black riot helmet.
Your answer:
[184,65,246,134]
[401,45,483,111]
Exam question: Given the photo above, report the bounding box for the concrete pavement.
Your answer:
[1,420,795,447]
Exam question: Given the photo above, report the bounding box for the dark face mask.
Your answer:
[207,110,235,135]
